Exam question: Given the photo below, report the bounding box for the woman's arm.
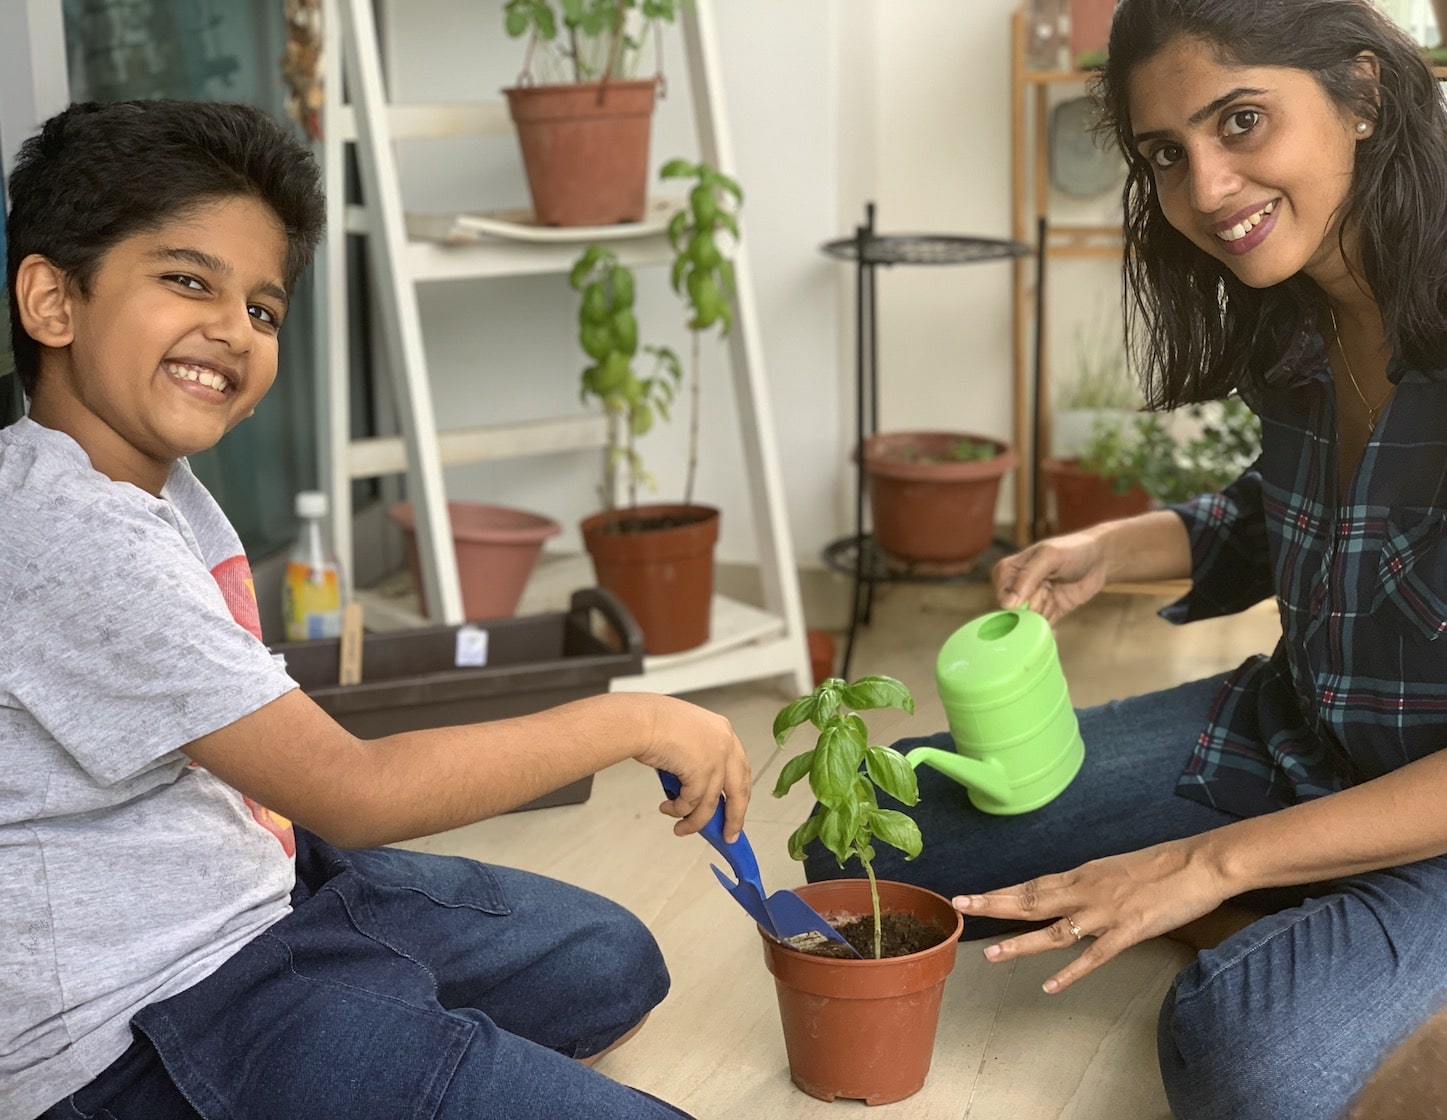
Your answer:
[956,748,1447,992]
[183,687,753,850]
[992,510,1192,622]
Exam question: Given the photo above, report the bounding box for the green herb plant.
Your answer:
[1078,396,1262,502]
[772,675,922,959]
[504,0,682,85]
[659,158,743,506]
[569,245,682,514]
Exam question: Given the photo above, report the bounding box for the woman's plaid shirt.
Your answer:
[1162,332,1447,818]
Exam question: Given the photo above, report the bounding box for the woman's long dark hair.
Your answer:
[1096,0,1447,408]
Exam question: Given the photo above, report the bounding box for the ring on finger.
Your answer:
[1066,916,1084,941]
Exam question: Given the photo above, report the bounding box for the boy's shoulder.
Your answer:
[0,419,193,579]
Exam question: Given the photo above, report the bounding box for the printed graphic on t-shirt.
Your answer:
[211,553,296,855]
[211,555,263,640]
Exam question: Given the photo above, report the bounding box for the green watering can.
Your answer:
[907,606,1084,815]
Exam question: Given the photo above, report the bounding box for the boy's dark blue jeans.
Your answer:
[39,830,690,1120]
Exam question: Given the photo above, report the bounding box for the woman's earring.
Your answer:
[1356,121,1369,135]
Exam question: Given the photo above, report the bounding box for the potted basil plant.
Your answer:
[502,0,682,227]
[763,674,964,1105]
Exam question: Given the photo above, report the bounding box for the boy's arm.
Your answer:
[183,688,752,849]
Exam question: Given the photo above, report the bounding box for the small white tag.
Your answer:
[454,626,489,668]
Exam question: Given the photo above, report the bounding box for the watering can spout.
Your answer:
[905,746,1013,806]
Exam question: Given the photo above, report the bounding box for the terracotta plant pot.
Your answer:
[388,501,560,622]
[1069,0,1117,63]
[503,79,658,227]
[860,432,1016,566]
[1039,457,1151,535]
[807,629,837,686]
[580,503,719,655]
[760,879,964,1105]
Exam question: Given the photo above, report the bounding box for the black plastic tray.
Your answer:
[274,588,644,811]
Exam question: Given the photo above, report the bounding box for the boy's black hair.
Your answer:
[1095,0,1447,407]
[5,99,326,397]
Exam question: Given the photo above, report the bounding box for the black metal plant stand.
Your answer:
[820,202,1031,680]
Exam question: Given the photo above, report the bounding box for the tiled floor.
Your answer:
[398,577,1282,1119]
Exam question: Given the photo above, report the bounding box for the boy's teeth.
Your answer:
[164,361,229,392]
[1217,201,1276,243]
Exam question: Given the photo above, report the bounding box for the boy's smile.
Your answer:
[22,195,289,493]
[1127,37,1367,295]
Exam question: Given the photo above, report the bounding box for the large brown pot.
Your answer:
[861,432,1016,565]
[580,503,719,655]
[503,79,657,227]
[1040,457,1151,535]
[760,879,964,1105]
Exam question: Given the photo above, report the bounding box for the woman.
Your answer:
[806,1,1447,1116]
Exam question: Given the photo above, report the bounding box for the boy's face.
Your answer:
[29,195,289,491]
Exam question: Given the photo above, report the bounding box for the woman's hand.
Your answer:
[952,837,1230,993]
[991,529,1112,624]
[627,694,753,842]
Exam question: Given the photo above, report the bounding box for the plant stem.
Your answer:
[864,856,882,960]
[684,328,700,507]
[602,0,627,82]
[568,25,581,83]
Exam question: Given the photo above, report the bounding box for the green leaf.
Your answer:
[812,682,842,727]
[659,157,695,179]
[840,675,915,714]
[772,748,816,797]
[689,184,718,224]
[772,695,817,744]
[595,351,630,393]
[786,814,823,862]
[667,210,690,252]
[610,266,635,308]
[670,254,689,295]
[865,745,919,806]
[810,724,865,803]
[611,309,637,355]
[581,284,610,324]
[817,801,861,866]
[535,4,558,39]
[579,323,612,362]
[631,403,654,437]
[687,232,721,269]
[504,7,531,38]
[868,808,923,860]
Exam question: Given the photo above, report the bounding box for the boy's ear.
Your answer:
[14,254,76,349]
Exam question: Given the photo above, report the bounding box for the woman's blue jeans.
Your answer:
[39,832,691,1120]
[804,673,1447,1120]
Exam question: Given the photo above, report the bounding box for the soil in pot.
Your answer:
[803,910,949,960]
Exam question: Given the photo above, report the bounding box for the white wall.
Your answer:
[378,0,1116,569]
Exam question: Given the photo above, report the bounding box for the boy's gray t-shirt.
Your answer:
[0,418,298,1119]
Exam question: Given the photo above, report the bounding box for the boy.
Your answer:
[1,100,751,1120]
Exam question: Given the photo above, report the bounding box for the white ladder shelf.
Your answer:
[322,0,812,697]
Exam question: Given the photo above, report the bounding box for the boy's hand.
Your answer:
[630,695,752,842]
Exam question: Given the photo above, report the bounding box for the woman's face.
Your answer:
[1127,36,1368,291]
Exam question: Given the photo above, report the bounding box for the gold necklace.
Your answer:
[1328,307,1393,433]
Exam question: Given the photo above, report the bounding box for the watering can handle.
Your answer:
[656,770,763,885]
